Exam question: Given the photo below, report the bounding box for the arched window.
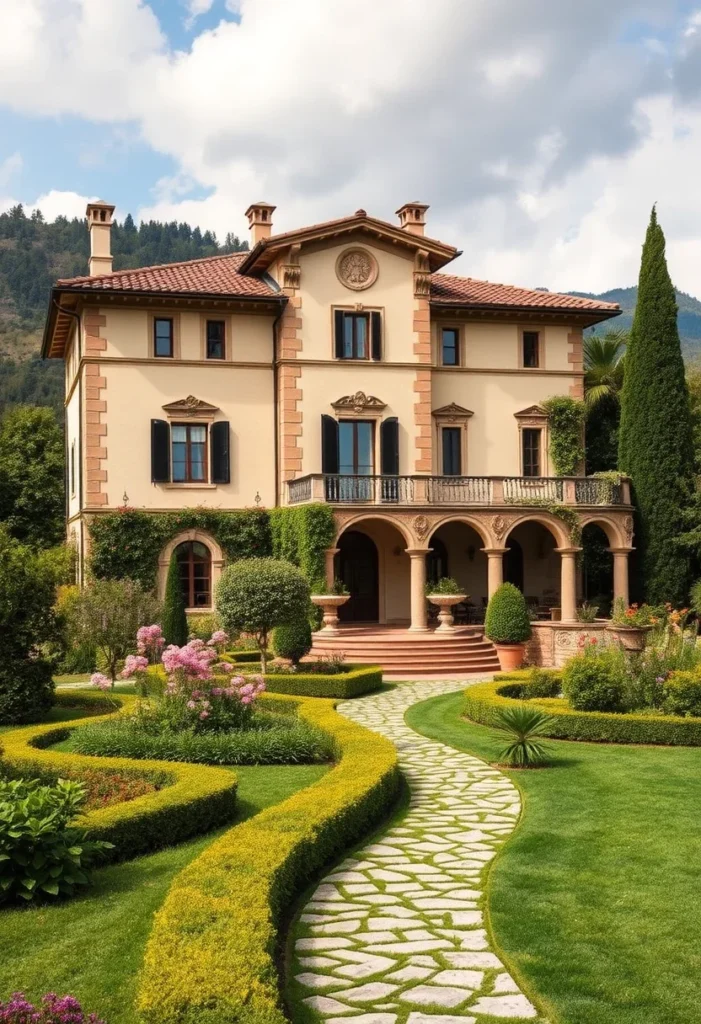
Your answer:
[175,541,212,608]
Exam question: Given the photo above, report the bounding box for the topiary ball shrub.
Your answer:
[0,661,54,725]
[273,618,312,666]
[216,558,310,673]
[562,648,627,712]
[484,583,532,645]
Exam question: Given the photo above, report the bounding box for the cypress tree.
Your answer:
[161,554,188,646]
[618,207,694,603]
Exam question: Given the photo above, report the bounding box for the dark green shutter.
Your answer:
[371,311,382,361]
[151,419,170,483]
[334,310,345,358]
[321,415,339,473]
[211,421,230,484]
[381,417,399,475]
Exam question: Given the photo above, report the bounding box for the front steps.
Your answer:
[307,624,500,680]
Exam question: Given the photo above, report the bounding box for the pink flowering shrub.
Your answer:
[136,624,165,663]
[90,673,111,692]
[0,993,104,1024]
[208,629,230,653]
[120,655,149,680]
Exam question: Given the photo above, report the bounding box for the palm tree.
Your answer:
[584,329,628,410]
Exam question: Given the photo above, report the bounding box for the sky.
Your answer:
[1,0,701,295]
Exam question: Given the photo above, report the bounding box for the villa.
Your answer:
[43,201,633,672]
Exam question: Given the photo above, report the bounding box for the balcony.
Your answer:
[287,474,630,507]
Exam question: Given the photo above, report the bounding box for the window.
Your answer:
[442,426,462,476]
[70,441,76,497]
[206,319,225,360]
[441,327,459,366]
[522,330,540,368]
[338,420,374,500]
[175,541,212,608]
[154,318,174,358]
[171,423,207,482]
[522,428,541,477]
[341,312,369,359]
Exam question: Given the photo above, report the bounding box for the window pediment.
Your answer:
[515,404,548,420]
[432,403,473,422]
[331,391,387,416]
[162,396,219,420]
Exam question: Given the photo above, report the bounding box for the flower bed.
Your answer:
[464,673,701,745]
[137,693,400,1024]
[0,693,239,858]
[200,658,383,699]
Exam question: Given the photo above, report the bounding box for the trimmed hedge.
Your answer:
[263,665,383,699]
[137,693,399,1024]
[464,675,701,746]
[0,691,238,857]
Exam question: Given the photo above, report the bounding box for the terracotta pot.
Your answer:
[311,594,350,634]
[493,643,527,671]
[427,593,467,632]
[605,623,653,653]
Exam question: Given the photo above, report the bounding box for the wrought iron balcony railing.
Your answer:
[286,474,630,507]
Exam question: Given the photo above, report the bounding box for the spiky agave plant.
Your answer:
[493,705,553,767]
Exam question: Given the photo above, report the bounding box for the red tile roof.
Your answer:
[56,251,279,299]
[430,273,619,312]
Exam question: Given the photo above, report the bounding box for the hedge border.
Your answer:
[0,691,238,857]
[263,665,383,699]
[137,693,400,1024]
[464,672,701,745]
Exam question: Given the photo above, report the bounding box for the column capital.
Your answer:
[405,547,430,557]
[554,547,583,556]
[481,547,509,556]
[607,546,634,555]
[324,546,340,556]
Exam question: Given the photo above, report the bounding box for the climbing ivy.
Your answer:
[542,396,586,476]
[513,498,582,546]
[269,504,336,590]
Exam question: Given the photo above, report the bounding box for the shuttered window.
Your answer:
[334,309,383,360]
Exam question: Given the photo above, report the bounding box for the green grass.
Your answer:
[0,762,328,1024]
[406,691,701,1024]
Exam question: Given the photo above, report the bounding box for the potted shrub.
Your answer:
[605,598,659,652]
[310,579,350,635]
[425,577,467,632]
[484,582,532,670]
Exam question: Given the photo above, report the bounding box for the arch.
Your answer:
[335,512,414,548]
[426,513,491,548]
[502,512,570,549]
[157,528,225,608]
[337,531,379,623]
[578,514,627,549]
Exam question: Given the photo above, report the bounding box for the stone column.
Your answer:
[324,547,340,590]
[482,547,508,598]
[406,548,430,632]
[556,547,581,622]
[608,547,631,607]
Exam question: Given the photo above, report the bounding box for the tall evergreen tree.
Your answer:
[618,207,694,603]
[162,554,188,646]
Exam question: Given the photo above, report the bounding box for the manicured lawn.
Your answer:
[0,762,328,1024]
[406,691,701,1024]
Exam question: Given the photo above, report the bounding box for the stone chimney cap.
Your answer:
[86,201,115,224]
[395,201,430,215]
[245,202,277,217]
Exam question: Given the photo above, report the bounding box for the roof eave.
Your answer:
[429,300,621,326]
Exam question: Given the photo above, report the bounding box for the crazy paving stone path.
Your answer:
[290,680,547,1024]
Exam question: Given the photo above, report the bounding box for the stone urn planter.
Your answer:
[493,643,527,671]
[311,594,350,635]
[427,593,467,633]
[605,623,653,653]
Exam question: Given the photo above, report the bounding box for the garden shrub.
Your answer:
[272,618,312,665]
[262,665,383,699]
[0,778,112,903]
[217,558,310,673]
[541,395,586,476]
[137,693,399,1024]
[521,667,561,699]
[0,992,104,1024]
[562,645,628,712]
[188,613,223,642]
[484,582,531,644]
[162,555,188,647]
[0,694,239,859]
[663,670,701,717]
[268,504,336,591]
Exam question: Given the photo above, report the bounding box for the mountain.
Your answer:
[0,205,248,419]
[571,286,701,358]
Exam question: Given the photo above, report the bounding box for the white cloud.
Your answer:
[0,152,22,191]
[0,189,97,221]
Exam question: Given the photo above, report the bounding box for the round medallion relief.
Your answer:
[335,247,379,291]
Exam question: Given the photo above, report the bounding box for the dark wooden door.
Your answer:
[337,531,379,622]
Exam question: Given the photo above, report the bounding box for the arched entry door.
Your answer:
[337,531,379,622]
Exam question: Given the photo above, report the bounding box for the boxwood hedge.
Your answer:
[137,693,400,1024]
[464,673,701,746]
[263,665,383,699]
[0,691,238,857]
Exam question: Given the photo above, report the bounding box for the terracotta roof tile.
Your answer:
[430,273,620,312]
[56,252,279,299]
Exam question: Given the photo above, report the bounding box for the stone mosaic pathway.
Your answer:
[290,681,546,1024]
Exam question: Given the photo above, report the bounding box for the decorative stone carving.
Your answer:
[332,392,387,414]
[623,514,634,544]
[413,249,431,297]
[282,244,301,289]
[162,396,219,419]
[413,514,431,542]
[514,404,549,428]
[491,513,516,541]
[336,247,378,291]
[432,403,474,422]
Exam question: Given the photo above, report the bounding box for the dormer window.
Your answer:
[154,318,173,358]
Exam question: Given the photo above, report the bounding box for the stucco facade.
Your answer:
[44,201,632,626]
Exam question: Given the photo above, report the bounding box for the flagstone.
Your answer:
[327,1016,397,1024]
[399,985,472,1008]
[333,983,399,1003]
[470,994,538,1017]
[303,996,355,1014]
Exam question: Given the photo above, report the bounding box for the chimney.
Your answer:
[396,202,429,237]
[245,202,276,246]
[86,201,115,276]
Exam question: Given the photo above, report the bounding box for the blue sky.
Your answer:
[1,0,701,293]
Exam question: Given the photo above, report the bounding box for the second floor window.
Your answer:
[442,426,462,476]
[172,423,207,482]
[206,319,225,360]
[339,420,374,475]
[441,327,460,366]
[342,312,369,359]
[334,309,383,360]
[154,318,174,358]
[522,330,540,368]
[522,428,542,477]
